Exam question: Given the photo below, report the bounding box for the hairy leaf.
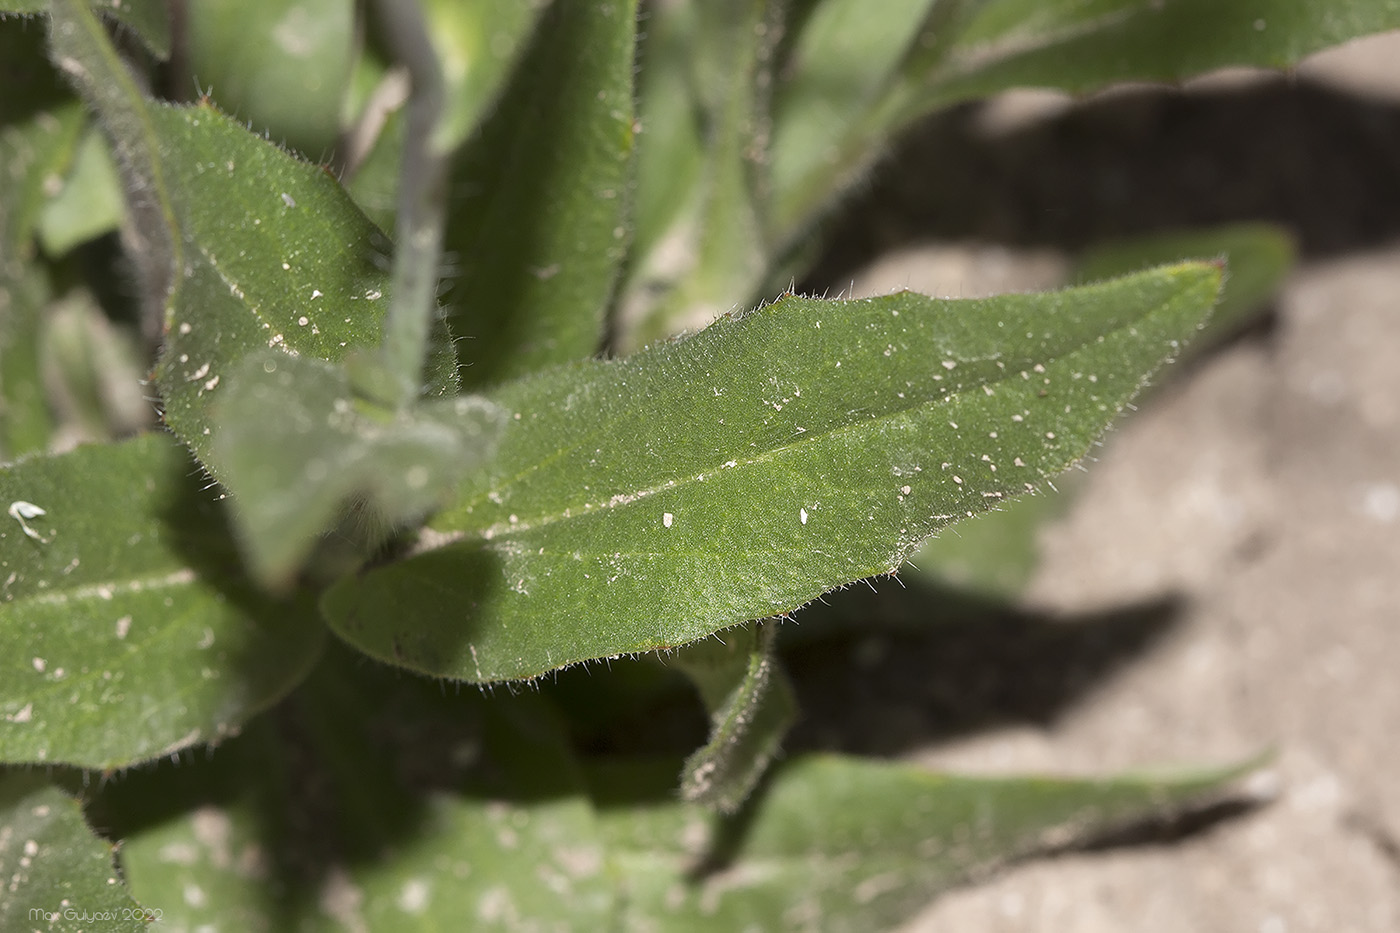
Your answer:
[48,0,458,465]
[324,263,1221,682]
[0,773,146,931]
[49,0,489,577]
[443,0,637,387]
[0,434,323,769]
[588,753,1256,931]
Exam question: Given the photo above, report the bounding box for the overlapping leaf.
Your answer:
[212,352,502,586]
[588,754,1255,931]
[48,0,489,580]
[93,644,1255,931]
[324,263,1222,682]
[0,434,323,769]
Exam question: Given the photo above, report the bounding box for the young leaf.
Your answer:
[672,621,796,815]
[0,773,146,931]
[442,0,637,387]
[324,263,1222,683]
[212,351,502,587]
[0,434,323,769]
[588,753,1257,931]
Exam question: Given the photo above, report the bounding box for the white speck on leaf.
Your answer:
[281,192,296,208]
[116,616,132,639]
[32,657,45,673]
[6,703,33,723]
[8,501,50,543]
[800,508,809,525]
[663,512,674,528]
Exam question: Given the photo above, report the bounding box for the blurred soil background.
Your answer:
[795,30,1400,933]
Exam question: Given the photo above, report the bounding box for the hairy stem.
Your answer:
[372,0,448,408]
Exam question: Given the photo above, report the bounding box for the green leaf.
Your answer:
[323,263,1222,683]
[620,0,781,348]
[211,351,502,586]
[0,772,146,932]
[770,0,1400,245]
[100,646,616,930]
[34,123,123,255]
[184,0,353,158]
[623,0,704,293]
[1074,222,1296,347]
[588,753,1256,931]
[48,0,458,464]
[766,0,939,248]
[443,0,637,387]
[0,434,323,769]
[672,621,796,815]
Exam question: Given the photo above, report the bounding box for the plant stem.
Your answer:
[372,0,448,409]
